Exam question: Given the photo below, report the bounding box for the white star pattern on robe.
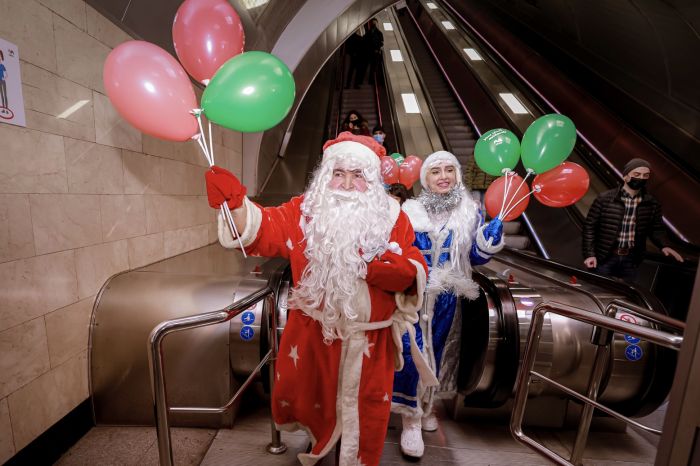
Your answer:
[362,336,374,358]
[358,457,366,466]
[276,371,280,381]
[314,403,321,409]
[280,400,290,407]
[289,345,300,368]
[383,392,389,402]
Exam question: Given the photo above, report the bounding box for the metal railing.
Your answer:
[510,300,684,466]
[148,286,287,466]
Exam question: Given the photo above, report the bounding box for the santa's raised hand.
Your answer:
[205,165,247,210]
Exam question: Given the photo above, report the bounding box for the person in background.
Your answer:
[341,110,370,136]
[388,183,411,205]
[364,18,384,85]
[205,132,428,466]
[392,151,505,458]
[344,29,366,89]
[372,125,391,153]
[582,158,683,283]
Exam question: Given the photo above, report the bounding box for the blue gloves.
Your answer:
[483,219,503,246]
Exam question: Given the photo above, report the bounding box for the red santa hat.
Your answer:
[321,132,386,172]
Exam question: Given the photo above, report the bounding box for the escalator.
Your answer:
[395,0,697,319]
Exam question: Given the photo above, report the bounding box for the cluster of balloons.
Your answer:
[381,153,422,188]
[103,0,295,141]
[475,114,590,221]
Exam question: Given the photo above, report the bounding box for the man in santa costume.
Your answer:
[392,150,505,458]
[205,132,436,466]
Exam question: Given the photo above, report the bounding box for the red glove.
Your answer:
[205,165,247,210]
[365,251,416,292]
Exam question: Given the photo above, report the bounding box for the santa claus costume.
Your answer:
[206,133,435,466]
[391,151,505,458]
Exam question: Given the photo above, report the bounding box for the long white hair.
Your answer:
[287,149,394,343]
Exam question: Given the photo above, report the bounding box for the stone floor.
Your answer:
[56,399,661,465]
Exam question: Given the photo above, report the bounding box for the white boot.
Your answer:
[421,411,439,432]
[400,413,424,458]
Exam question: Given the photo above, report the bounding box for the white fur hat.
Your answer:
[322,140,380,172]
[420,150,463,190]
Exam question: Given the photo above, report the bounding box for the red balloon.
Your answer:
[103,41,198,141]
[485,174,531,221]
[533,162,590,207]
[173,0,245,84]
[380,156,399,184]
[399,155,422,188]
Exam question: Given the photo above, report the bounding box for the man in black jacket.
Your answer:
[582,158,683,282]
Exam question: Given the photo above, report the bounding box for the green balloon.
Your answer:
[474,128,521,176]
[202,51,295,133]
[521,114,576,174]
[390,152,405,165]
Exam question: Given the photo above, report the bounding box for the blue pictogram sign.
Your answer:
[240,326,255,341]
[624,344,643,362]
[624,334,640,344]
[241,311,255,325]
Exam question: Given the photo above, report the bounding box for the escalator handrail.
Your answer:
[440,0,695,247]
[392,7,452,152]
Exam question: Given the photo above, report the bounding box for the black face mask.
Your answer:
[627,177,647,190]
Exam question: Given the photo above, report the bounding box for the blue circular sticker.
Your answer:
[624,345,643,361]
[240,326,255,341]
[624,334,641,344]
[241,311,255,325]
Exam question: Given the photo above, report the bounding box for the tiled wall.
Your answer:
[0,1,243,461]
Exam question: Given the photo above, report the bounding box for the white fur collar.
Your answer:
[402,199,432,232]
[388,196,401,224]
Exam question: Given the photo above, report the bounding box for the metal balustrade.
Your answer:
[148,286,286,466]
[510,300,684,466]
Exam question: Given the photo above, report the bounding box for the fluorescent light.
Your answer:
[401,93,421,113]
[463,48,483,61]
[56,99,90,119]
[441,21,455,30]
[383,22,394,31]
[426,2,438,9]
[499,93,529,114]
[390,49,403,62]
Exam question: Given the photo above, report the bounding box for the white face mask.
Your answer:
[373,134,385,143]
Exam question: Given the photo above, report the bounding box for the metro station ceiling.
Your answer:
[89,0,700,175]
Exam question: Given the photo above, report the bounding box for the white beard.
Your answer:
[287,161,394,343]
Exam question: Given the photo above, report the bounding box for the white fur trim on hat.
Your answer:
[322,140,379,171]
[420,151,463,190]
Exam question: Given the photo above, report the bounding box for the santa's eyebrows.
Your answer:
[333,168,364,175]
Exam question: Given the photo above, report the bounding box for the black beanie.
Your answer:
[622,158,651,177]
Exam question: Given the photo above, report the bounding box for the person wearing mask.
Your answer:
[341,110,370,136]
[391,151,505,458]
[583,158,683,282]
[372,125,391,153]
[205,132,429,466]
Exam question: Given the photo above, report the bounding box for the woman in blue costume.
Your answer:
[392,151,505,458]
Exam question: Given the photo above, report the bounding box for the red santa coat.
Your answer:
[220,195,429,466]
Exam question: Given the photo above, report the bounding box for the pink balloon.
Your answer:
[399,155,422,188]
[173,0,245,84]
[103,41,198,141]
[380,156,399,184]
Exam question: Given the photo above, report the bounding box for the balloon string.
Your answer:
[208,120,215,166]
[499,171,514,215]
[500,170,533,218]
[501,188,536,220]
[193,111,246,257]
